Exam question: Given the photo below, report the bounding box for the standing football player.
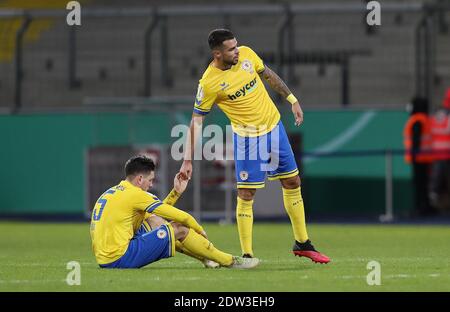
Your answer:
[179,29,330,263]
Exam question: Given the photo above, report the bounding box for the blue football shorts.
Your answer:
[233,121,299,189]
[99,222,175,269]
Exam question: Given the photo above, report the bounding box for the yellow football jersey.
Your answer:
[90,180,162,264]
[193,46,281,137]
[90,181,204,265]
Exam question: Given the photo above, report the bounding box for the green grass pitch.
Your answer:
[1,222,449,291]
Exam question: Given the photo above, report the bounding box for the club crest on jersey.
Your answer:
[157,229,167,239]
[241,59,254,74]
[239,171,249,181]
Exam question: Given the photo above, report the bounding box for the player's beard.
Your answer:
[224,57,238,66]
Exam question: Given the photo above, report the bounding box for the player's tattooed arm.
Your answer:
[259,66,291,98]
[260,65,303,126]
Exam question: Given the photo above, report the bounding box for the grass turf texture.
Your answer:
[0,222,449,291]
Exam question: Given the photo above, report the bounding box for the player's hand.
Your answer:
[179,160,193,180]
[173,172,189,194]
[292,102,304,126]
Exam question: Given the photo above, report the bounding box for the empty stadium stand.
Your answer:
[0,0,449,110]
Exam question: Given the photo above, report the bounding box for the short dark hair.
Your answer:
[125,155,155,177]
[208,29,235,50]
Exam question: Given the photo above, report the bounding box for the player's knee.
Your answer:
[281,175,301,189]
[171,222,189,240]
[145,215,165,230]
[238,188,256,201]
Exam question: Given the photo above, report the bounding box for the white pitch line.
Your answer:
[0,279,66,284]
[386,274,415,278]
[0,262,97,268]
[334,273,447,280]
[428,274,441,278]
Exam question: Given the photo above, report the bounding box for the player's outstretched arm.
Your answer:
[179,114,205,179]
[259,66,304,126]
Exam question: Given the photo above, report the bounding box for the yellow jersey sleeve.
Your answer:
[133,190,163,213]
[152,203,204,233]
[193,80,216,116]
[246,46,265,73]
[142,189,180,222]
[163,188,181,206]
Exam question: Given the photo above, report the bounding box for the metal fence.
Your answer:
[0,2,450,112]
